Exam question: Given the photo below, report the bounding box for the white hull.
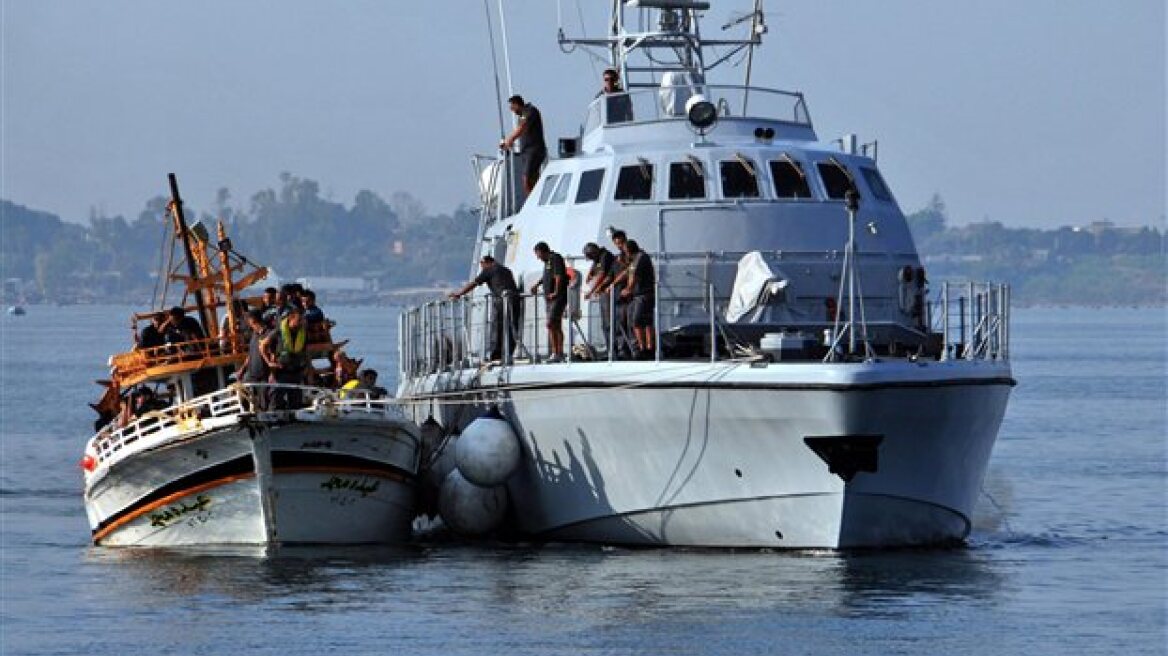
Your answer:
[400,359,1012,548]
[85,416,420,547]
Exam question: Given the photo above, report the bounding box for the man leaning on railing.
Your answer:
[450,255,521,362]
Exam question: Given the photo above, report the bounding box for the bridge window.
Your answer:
[669,160,706,200]
[769,158,812,199]
[720,159,760,199]
[538,174,560,205]
[575,168,606,204]
[550,172,573,205]
[614,163,654,201]
[817,161,855,200]
[861,167,894,202]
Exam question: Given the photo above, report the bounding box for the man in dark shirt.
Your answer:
[529,242,568,363]
[501,95,547,195]
[238,310,271,411]
[138,312,167,350]
[596,68,634,124]
[582,242,618,352]
[166,306,205,343]
[621,240,656,357]
[450,255,522,361]
[302,289,325,325]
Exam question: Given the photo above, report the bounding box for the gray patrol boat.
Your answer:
[397,0,1014,548]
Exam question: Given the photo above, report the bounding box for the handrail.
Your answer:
[400,279,1011,376]
[85,383,409,472]
[584,84,812,133]
[112,325,335,382]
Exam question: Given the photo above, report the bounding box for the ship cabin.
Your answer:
[399,3,1010,376]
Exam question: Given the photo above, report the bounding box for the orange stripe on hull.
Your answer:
[93,472,255,544]
[93,467,413,544]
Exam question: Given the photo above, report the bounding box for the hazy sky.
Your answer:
[2,0,1164,228]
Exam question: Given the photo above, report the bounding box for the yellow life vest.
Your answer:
[339,379,361,399]
[279,317,306,355]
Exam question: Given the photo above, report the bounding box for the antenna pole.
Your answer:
[742,0,763,114]
[166,173,211,334]
[483,0,507,139]
[496,0,514,98]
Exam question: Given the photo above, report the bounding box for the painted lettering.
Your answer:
[149,494,213,528]
[320,475,380,497]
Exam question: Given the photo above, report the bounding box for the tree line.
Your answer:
[1,173,479,303]
[1,183,1162,305]
[906,194,1165,305]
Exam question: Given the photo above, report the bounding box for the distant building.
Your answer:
[296,276,374,293]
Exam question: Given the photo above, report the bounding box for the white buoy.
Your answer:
[455,411,521,487]
[437,469,508,535]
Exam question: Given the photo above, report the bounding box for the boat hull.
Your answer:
[401,360,1012,548]
[86,418,419,547]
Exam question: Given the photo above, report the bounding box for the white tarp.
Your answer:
[725,251,790,323]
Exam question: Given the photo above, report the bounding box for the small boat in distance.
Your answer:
[7,305,25,316]
[81,174,420,547]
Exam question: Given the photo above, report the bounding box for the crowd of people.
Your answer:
[122,282,386,421]
[450,227,656,363]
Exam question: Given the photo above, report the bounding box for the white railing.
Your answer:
[583,84,812,134]
[935,281,1011,362]
[400,276,1012,376]
[87,383,409,470]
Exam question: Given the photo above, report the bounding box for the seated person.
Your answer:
[348,369,388,400]
[302,289,325,325]
[138,312,167,349]
[166,306,205,343]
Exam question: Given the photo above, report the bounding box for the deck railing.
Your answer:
[582,84,812,134]
[399,277,1011,377]
[86,383,408,471]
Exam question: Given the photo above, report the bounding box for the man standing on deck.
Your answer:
[582,242,618,352]
[596,68,633,124]
[450,255,522,361]
[239,309,271,411]
[530,242,568,363]
[261,305,309,410]
[500,95,547,196]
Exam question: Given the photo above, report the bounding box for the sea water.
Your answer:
[1,305,1164,655]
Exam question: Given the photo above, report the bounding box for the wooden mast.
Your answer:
[167,174,212,334]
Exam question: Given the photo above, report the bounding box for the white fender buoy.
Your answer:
[455,410,521,487]
[437,469,508,535]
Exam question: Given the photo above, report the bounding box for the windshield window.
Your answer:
[816,162,854,200]
[614,164,654,201]
[538,174,561,205]
[550,173,573,205]
[861,167,894,202]
[575,169,605,204]
[720,159,760,199]
[769,159,813,199]
[669,161,706,200]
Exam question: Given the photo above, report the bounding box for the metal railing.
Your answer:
[583,84,812,134]
[400,276,1011,376]
[935,281,1011,362]
[86,383,408,471]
